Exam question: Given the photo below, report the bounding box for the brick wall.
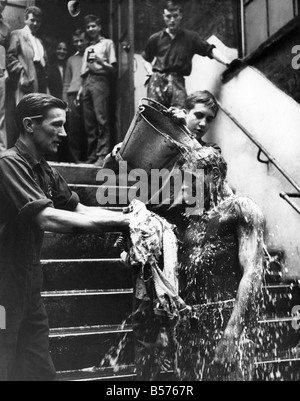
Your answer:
[134,0,237,53]
[252,31,300,103]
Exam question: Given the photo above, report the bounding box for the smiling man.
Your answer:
[0,94,130,381]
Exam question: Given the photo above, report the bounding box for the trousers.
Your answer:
[147,72,187,109]
[83,74,111,163]
[67,92,87,163]
[0,263,56,381]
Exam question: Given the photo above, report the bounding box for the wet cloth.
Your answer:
[147,72,187,109]
[128,200,187,320]
[126,200,187,380]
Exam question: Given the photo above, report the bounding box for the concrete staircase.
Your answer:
[42,163,300,381]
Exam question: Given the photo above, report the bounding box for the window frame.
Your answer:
[240,0,299,58]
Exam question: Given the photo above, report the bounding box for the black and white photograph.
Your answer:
[0,0,299,385]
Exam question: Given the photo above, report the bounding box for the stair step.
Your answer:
[257,316,300,354]
[43,289,133,328]
[262,284,300,316]
[50,324,133,338]
[42,259,132,292]
[50,163,102,185]
[49,325,134,372]
[57,365,136,381]
[42,232,123,260]
[254,350,300,381]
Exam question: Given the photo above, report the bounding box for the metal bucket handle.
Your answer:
[139,97,195,140]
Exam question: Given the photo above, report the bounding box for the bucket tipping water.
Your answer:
[117,98,196,174]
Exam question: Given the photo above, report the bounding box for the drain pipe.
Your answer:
[240,0,246,58]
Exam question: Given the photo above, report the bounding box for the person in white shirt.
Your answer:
[7,6,48,104]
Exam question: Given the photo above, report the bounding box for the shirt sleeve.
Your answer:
[51,167,79,211]
[142,34,157,63]
[107,40,117,65]
[193,33,216,59]
[0,156,54,220]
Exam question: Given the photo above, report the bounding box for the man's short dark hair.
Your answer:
[16,94,67,133]
[164,1,183,12]
[84,14,101,26]
[25,6,43,20]
[185,91,219,118]
[73,28,85,39]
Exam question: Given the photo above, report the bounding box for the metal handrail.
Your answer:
[217,102,300,195]
[280,193,300,216]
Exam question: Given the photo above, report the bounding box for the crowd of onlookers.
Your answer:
[0,2,117,166]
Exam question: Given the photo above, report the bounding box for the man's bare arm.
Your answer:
[211,47,231,66]
[215,198,265,364]
[34,205,129,234]
[142,58,153,76]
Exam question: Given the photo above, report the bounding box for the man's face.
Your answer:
[73,34,87,54]
[56,42,68,62]
[163,8,183,34]
[86,22,101,41]
[31,108,67,156]
[25,13,42,35]
[186,103,215,141]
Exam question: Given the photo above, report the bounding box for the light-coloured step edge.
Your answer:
[50,325,133,338]
[42,289,134,297]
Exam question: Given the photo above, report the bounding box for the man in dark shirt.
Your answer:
[142,0,231,108]
[0,94,130,381]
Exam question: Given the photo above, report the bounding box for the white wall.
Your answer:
[215,67,300,280]
[187,37,300,280]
